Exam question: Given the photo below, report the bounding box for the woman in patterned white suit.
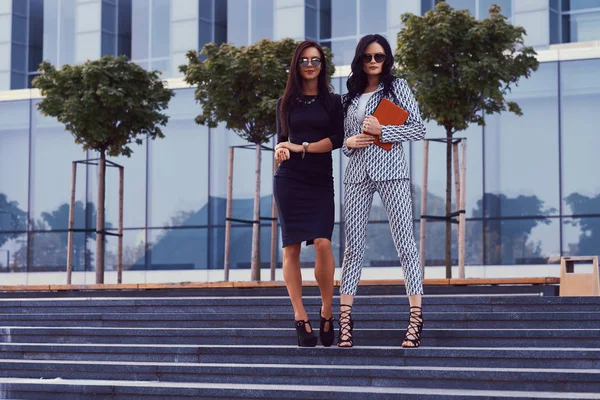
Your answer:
[338,34,426,348]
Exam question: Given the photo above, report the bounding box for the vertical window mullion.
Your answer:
[248,0,252,45]
[148,0,152,68]
[57,0,62,66]
[355,0,359,38]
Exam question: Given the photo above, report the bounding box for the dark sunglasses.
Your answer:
[298,57,322,68]
[362,53,386,64]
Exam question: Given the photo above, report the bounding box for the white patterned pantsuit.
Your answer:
[340,177,423,297]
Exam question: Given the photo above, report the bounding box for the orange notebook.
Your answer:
[366,98,410,151]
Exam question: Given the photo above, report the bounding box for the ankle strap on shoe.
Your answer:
[295,320,312,329]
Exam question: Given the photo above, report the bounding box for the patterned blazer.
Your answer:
[341,78,426,184]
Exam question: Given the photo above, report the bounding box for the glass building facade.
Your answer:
[0,0,599,283]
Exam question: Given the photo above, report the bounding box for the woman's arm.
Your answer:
[341,94,356,157]
[276,94,343,154]
[328,94,344,150]
[364,78,426,143]
[276,138,332,154]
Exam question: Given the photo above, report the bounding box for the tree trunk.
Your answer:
[95,151,106,284]
[445,128,452,279]
[250,143,261,281]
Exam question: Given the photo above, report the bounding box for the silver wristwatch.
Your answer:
[302,142,309,159]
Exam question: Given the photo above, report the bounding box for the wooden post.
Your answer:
[117,166,124,284]
[419,140,429,277]
[224,146,234,281]
[95,153,106,284]
[66,161,77,285]
[270,159,279,281]
[458,139,467,279]
[452,142,460,215]
[250,143,262,281]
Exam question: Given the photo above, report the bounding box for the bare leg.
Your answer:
[282,243,311,332]
[313,238,334,330]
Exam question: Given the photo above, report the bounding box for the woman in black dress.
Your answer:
[273,41,343,347]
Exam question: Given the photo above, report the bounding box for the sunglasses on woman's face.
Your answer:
[362,53,386,64]
[298,57,322,68]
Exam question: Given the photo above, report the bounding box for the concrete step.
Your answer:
[0,289,596,399]
[0,284,559,298]
[1,360,600,393]
[0,311,598,329]
[0,327,598,347]
[0,378,598,399]
[0,344,599,369]
[0,296,598,315]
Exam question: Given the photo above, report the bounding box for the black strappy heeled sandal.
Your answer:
[402,306,423,348]
[319,307,335,347]
[337,304,354,348]
[294,320,318,347]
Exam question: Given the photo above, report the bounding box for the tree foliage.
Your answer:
[0,193,27,249]
[180,38,336,144]
[396,2,539,133]
[395,2,540,275]
[565,193,600,256]
[33,55,174,157]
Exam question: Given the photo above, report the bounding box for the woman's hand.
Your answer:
[274,147,290,163]
[362,116,382,136]
[276,142,303,153]
[346,134,375,149]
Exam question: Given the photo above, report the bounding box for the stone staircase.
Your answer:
[0,284,598,399]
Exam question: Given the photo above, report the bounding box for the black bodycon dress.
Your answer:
[273,93,344,247]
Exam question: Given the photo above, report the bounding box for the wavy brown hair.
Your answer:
[343,34,397,114]
[279,41,333,139]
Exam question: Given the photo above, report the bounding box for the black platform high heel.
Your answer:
[294,320,318,347]
[319,307,335,347]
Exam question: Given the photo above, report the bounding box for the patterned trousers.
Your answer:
[340,178,424,296]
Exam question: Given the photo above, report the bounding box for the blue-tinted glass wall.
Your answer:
[0,0,44,90]
[101,0,132,58]
[42,0,131,71]
[424,0,558,49]
[313,0,420,66]
[132,0,227,78]
[0,2,10,90]
[228,0,274,46]
[1,58,600,273]
[421,0,511,19]
[551,0,600,44]
[1,0,133,90]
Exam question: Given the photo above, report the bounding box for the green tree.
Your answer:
[473,193,555,264]
[0,193,27,269]
[396,2,539,277]
[180,39,335,280]
[564,193,600,256]
[33,55,174,283]
[0,193,27,248]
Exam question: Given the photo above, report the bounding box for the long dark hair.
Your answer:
[343,34,396,114]
[279,41,333,139]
